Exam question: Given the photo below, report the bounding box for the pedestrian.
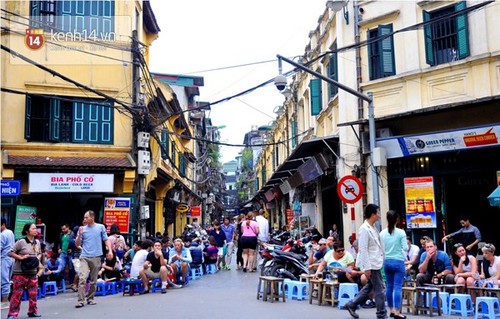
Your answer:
[7,223,45,319]
[74,210,113,308]
[345,204,387,319]
[221,217,236,270]
[58,223,73,283]
[1,218,15,309]
[235,213,245,270]
[442,214,482,256]
[209,220,227,270]
[240,212,259,272]
[329,223,340,243]
[380,210,407,319]
[254,209,269,270]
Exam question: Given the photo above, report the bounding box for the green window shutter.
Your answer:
[73,101,85,142]
[455,1,470,59]
[100,102,113,144]
[328,50,338,97]
[88,103,99,143]
[423,10,435,66]
[310,78,322,116]
[291,120,297,148]
[379,24,396,77]
[161,129,169,159]
[49,98,61,141]
[171,141,176,166]
[25,95,32,139]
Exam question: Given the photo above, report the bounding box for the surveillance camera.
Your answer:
[274,75,287,91]
[359,7,365,14]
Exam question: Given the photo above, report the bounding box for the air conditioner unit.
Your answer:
[361,128,392,154]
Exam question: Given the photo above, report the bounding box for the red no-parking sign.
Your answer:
[337,175,364,204]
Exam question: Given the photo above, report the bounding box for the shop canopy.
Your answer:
[487,186,500,207]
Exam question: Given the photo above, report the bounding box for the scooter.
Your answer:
[261,240,308,280]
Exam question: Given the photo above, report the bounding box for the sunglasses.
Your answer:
[454,243,463,248]
[336,249,345,253]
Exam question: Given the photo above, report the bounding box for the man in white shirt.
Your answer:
[130,240,152,279]
[404,236,420,277]
[253,209,269,269]
[345,204,387,319]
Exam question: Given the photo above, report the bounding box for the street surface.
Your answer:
[2,267,463,319]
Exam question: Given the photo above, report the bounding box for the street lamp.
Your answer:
[275,54,380,212]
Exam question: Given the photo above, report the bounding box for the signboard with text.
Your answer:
[103,197,130,233]
[14,205,37,239]
[404,177,437,229]
[1,180,21,196]
[190,206,201,217]
[29,173,114,192]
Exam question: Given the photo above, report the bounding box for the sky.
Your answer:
[149,0,328,163]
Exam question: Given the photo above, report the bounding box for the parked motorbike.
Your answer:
[258,242,282,275]
[261,239,308,280]
[268,230,291,245]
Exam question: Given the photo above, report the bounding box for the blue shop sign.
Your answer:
[1,180,21,196]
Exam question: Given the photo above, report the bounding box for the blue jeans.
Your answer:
[1,256,14,298]
[384,259,405,310]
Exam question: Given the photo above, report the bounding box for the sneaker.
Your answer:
[139,289,149,295]
[1,302,9,310]
[169,283,182,289]
[161,288,167,294]
[362,299,376,309]
[226,266,231,270]
[345,302,359,319]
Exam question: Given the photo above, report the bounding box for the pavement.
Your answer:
[1,267,469,319]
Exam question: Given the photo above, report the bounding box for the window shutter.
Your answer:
[88,103,99,143]
[367,29,374,79]
[455,1,470,59]
[423,10,435,66]
[73,101,85,142]
[100,102,113,143]
[379,24,396,77]
[161,129,169,159]
[25,95,32,139]
[291,120,298,148]
[310,78,322,116]
[328,50,338,97]
[49,98,61,141]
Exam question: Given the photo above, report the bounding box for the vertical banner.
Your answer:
[104,198,131,233]
[404,177,437,229]
[286,208,294,228]
[14,205,37,239]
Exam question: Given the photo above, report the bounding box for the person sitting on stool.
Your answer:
[417,238,454,286]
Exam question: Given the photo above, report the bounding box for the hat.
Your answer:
[318,238,327,245]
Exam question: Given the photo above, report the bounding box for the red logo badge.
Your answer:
[25,29,45,50]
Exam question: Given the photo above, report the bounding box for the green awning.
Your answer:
[487,186,500,206]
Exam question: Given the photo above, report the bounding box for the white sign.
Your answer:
[29,173,114,193]
[377,124,500,159]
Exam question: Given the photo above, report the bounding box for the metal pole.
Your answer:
[368,92,381,230]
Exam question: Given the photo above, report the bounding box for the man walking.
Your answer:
[1,218,15,309]
[58,224,73,282]
[75,210,112,308]
[345,204,387,319]
[221,217,236,270]
[253,209,269,269]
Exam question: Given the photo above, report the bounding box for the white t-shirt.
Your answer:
[404,244,420,262]
[130,249,148,278]
[255,215,269,242]
[323,250,355,269]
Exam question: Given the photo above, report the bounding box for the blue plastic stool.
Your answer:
[286,280,309,301]
[449,293,474,317]
[38,287,43,299]
[205,264,218,274]
[176,272,189,286]
[428,291,450,315]
[95,281,108,296]
[475,296,500,319]
[58,280,66,293]
[42,281,58,296]
[189,265,203,280]
[151,278,163,293]
[338,283,359,309]
[21,290,28,301]
[122,279,143,296]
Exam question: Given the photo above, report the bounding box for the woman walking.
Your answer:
[7,223,44,319]
[240,212,259,272]
[380,210,407,319]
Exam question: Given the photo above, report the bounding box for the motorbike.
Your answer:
[261,239,308,280]
[268,230,291,245]
[258,242,282,275]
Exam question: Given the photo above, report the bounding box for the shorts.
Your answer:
[240,236,258,250]
[145,268,161,279]
[217,248,224,257]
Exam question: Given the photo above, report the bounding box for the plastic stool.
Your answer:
[338,283,359,309]
[475,296,500,319]
[151,278,163,293]
[286,280,309,301]
[428,291,450,315]
[449,293,474,317]
[189,265,203,280]
[38,287,43,299]
[95,281,107,296]
[122,279,143,296]
[22,290,29,301]
[42,281,58,296]
[205,264,218,274]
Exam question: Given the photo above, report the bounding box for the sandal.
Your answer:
[87,300,97,305]
[75,302,84,308]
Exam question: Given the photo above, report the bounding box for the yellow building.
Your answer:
[1,0,160,242]
[254,1,500,245]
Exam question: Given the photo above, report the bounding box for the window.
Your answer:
[30,0,115,36]
[291,120,298,148]
[179,156,186,177]
[328,41,338,98]
[367,24,396,80]
[160,129,169,160]
[423,1,469,66]
[25,95,113,144]
[310,78,322,116]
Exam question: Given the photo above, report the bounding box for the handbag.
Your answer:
[21,256,40,272]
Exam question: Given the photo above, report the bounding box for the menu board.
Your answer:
[404,177,437,229]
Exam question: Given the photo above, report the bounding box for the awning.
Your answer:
[488,186,500,207]
[256,135,339,197]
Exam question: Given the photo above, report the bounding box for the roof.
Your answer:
[4,155,134,170]
[143,1,161,34]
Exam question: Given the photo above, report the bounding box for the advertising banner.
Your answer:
[103,198,130,233]
[14,205,37,239]
[29,173,114,192]
[404,177,437,229]
[190,206,201,217]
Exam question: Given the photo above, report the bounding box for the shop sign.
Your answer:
[1,180,20,196]
[103,198,130,233]
[377,124,500,159]
[190,206,201,217]
[14,205,37,239]
[404,177,437,229]
[29,173,114,192]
